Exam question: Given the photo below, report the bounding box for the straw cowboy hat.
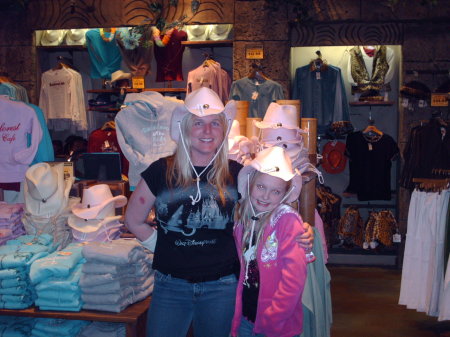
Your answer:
[72,184,127,220]
[238,146,302,203]
[186,24,209,41]
[24,162,73,217]
[110,70,132,83]
[208,24,232,41]
[321,141,347,174]
[39,30,67,46]
[170,87,237,142]
[65,29,88,46]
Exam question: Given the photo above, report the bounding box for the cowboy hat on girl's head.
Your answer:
[72,184,127,220]
[238,146,302,203]
[24,162,73,217]
[170,87,236,142]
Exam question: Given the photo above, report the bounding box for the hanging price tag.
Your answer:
[418,100,425,108]
[316,72,321,80]
[368,143,373,151]
[402,98,409,107]
[132,76,145,89]
[393,233,401,243]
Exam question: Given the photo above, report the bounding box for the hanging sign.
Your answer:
[431,93,448,107]
[132,76,145,89]
[246,45,264,59]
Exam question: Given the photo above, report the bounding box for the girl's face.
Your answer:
[250,172,288,214]
[189,114,225,165]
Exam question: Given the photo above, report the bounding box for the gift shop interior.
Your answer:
[0,1,449,337]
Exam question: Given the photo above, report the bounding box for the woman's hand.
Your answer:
[295,222,314,251]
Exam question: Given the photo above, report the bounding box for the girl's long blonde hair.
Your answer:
[234,171,291,250]
[166,112,232,205]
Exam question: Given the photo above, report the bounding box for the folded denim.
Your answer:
[82,275,154,305]
[81,270,154,294]
[82,239,150,265]
[82,283,153,313]
[78,321,126,337]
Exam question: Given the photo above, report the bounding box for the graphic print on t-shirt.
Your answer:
[155,180,232,236]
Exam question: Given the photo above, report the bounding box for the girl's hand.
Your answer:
[296,222,314,251]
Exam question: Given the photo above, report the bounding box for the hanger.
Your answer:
[363,117,383,136]
[248,63,269,81]
[101,121,116,130]
[202,52,218,67]
[53,56,79,72]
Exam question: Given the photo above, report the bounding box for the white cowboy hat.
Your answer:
[238,146,302,203]
[65,29,88,45]
[110,70,132,83]
[170,87,236,142]
[72,184,127,220]
[24,162,73,217]
[68,213,122,233]
[185,24,209,41]
[260,127,304,145]
[208,24,232,41]
[255,102,302,130]
[39,30,67,46]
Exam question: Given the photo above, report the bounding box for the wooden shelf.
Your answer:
[0,296,150,337]
[87,88,186,94]
[181,40,233,47]
[88,107,120,113]
[349,101,395,106]
[36,45,86,51]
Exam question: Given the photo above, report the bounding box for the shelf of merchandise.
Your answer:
[181,40,233,48]
[0,296,150,337]
[349,101,395,106]
[36,45,87,51]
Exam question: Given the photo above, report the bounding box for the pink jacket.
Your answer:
[231,204,308,337]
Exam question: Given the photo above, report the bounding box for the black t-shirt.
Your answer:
[141,158,242,280]
[345,131,399,201]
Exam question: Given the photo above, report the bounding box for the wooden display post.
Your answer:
[235,101,249,136]
[246,117,261,138]
[299,118,318,226]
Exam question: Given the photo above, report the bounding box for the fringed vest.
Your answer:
[350,46,390,94]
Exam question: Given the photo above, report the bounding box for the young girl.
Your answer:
[231,146,309,337]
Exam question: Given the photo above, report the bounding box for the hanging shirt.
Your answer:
[85,29,122,80]
[187,62,231,103]
[229,77,284,118]
[0,96,42,183]
[345,131,399,201]
[154,29,187,82]
[292,64,350,133]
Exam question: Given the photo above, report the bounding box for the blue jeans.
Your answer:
[146,271,237,337]
[237,316,265,337]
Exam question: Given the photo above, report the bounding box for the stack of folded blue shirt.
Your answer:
[29,242,86,311]
[0,234,53,309]
[0,315,35,336]
[31,318,90,337]
[80,239,154,313]
[0,203,26,245]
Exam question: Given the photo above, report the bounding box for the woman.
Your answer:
[125,87,312,337]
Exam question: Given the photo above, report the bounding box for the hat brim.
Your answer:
[237,165,302,203]
[255,121,303,131]
[68,215,122,233]
[72,195,127,219]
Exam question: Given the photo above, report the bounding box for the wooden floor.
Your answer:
[329,266,450,337]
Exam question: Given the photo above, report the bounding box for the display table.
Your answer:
[0,296,150,337]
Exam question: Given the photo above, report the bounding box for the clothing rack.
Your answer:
[412,178,450,192]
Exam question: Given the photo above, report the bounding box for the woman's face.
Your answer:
[250,172,288,214]
[189,114,225,165]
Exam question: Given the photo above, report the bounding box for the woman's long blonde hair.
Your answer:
[166,112,232,205]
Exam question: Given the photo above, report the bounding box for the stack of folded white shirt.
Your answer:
[80,239,154,312]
